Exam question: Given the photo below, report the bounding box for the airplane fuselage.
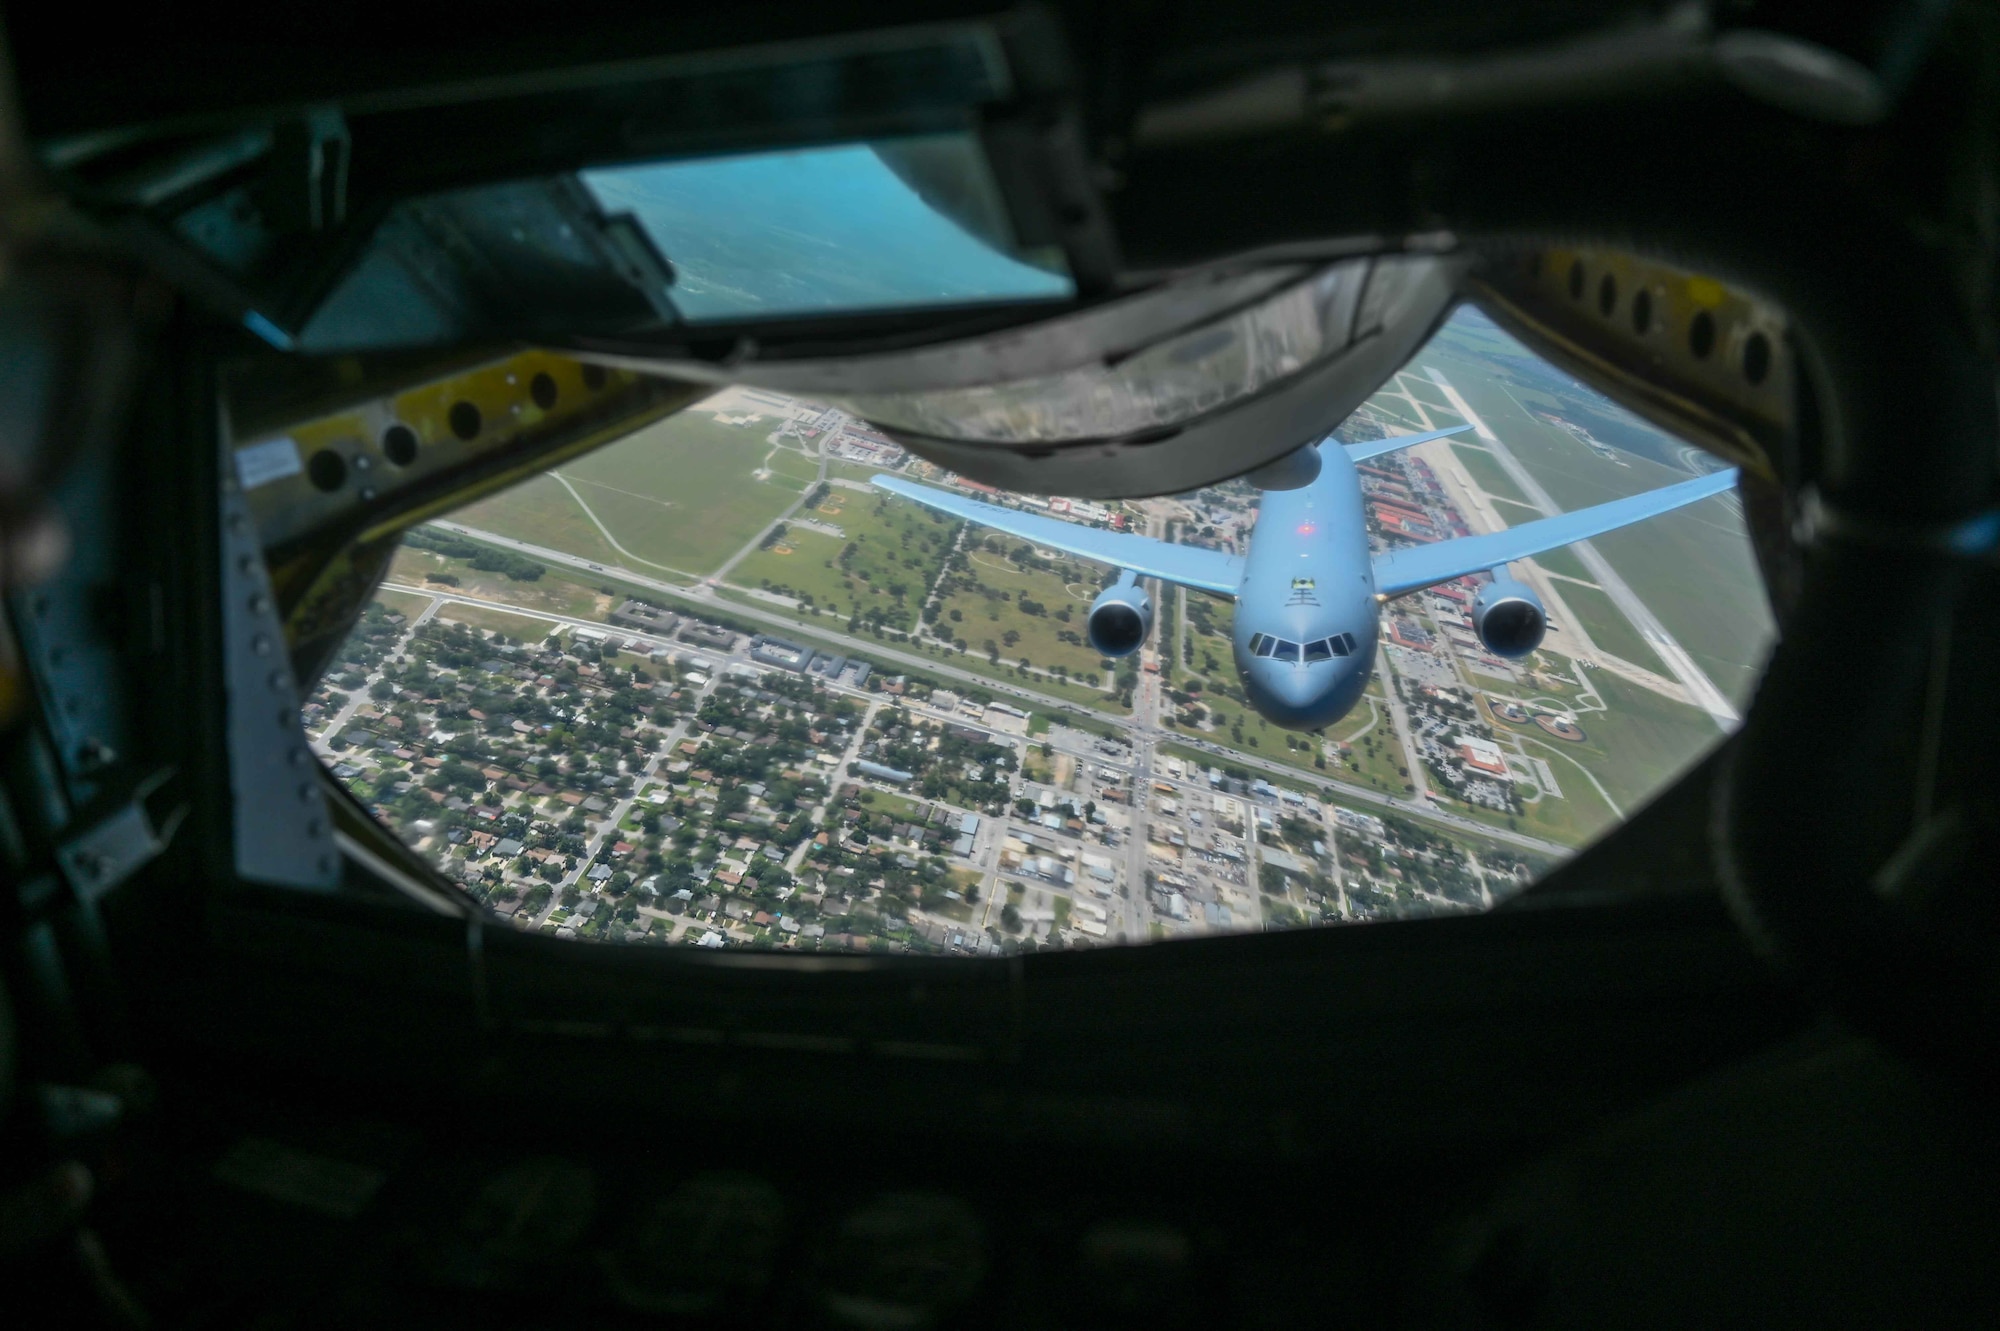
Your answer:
[1229,445,1381,730]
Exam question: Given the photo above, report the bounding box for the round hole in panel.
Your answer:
[307,449,347,491]
[1689,309,1717,359]
[1742,330,1772,385]
[449,402,483,441]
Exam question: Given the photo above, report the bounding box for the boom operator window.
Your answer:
[291,307,1771,955]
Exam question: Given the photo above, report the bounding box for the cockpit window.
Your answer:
[292,304,1771,953]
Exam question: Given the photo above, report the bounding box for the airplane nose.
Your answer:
[1247,660,1317,714]
[1243,655,1366,730]
[1267,665,1318,708]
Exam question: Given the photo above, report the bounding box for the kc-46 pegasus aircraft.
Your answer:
[876,427,1738,730]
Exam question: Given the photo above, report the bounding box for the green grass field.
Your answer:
[373,588,432,620]
[1571,670,1725,810]
[1489,498,1544,526]
[700,586,1124,712]
[1324,686,1414,795]
[387,546,613,620]
[851,786,930,823]
[1337,723,1414,795]
[434,603,561,641]
[935,540,1118,681]
[828,460,896,485]
[452,474,622,566]
[1549,580,1667,675]
[1327,683,1383,745]
[1526,544,1594,583]
[1397,374,1458,413]
[730,489,959,629]
[1451,443,1530,504]
[764,447,821,484]
[914,639,1124,710]
[453,410,806,580]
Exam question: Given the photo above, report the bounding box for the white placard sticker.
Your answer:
[234,436,304,489]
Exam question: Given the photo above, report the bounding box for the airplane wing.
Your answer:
[1371,468,1739,597]
[1343,423,1475,462]
[871,476,1245,596]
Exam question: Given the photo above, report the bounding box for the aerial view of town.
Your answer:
[301,308,1774,954]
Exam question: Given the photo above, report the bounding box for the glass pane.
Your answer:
[581,134,1073,322]
[1304,638,1332,662]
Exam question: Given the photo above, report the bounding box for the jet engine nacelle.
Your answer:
[1087,580,1154,657]
[1472,579,1547,658]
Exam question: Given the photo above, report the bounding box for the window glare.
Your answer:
[580,136,1074,322]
